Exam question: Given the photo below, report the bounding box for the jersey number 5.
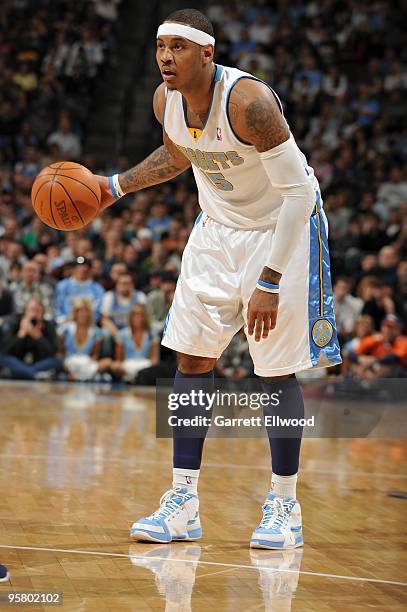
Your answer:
[205,172,233,191]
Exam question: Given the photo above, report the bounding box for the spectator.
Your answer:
[14,145,41,179]
[229,29,256,60]
[102,261,128,291]
[342,314,375,356]
[352,83,380,127]
[293,54,322,91]
[372,246,400,287]
[356,275,378,301]
[333,277,363,339]
[1,218,19,241]
[354,257,378,286]
[146,272,176,332]
[0,299,61,380]
[0,241,25,279]
[350,315,407,378]
[90,258,104,283]
[146,203,172,241]
[58,298,111,381]
[236,43,273,74]
[321,65,348,100]
[365,57,384,97]
[384,60,407,92]
[60,234,81,263]
[41,32,70,77]
[122,244,140,275]
[12,63,38,92]
[361,281,395,330]
[376,168,407,213]
[0,68,25,109]
[394,260,407,326]
[101,272,146,337]
[292,74,319,106]
[0,273,14,331]
[135,228,154,264]
[65,26,104,81]
[10,260,53,319]
[248,14,274,45]
[111,304,159,382]
[93,0,121,22]
[54,257,105,324]
[357,213,388,253]
[222,7,244,43]
[47,112,82,160]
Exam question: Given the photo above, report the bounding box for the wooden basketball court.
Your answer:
[0,380,405,610]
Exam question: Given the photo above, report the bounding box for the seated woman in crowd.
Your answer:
[111,304,159,382]
[341,314,375,374]
[342,314,375,355]
[58,298,112,381]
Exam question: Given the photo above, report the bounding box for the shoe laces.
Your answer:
[148,489,190,521]
[260,497,294,530]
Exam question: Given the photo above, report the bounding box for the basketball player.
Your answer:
[97,9,341,549]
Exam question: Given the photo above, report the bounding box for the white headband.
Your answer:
[157,22,215,46]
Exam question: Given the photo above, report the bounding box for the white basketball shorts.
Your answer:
[162,201,342,377]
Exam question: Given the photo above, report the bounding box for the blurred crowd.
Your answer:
[0,0,405,384]
[0,0,119,166]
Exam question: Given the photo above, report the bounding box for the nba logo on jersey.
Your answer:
[216,127,222,141]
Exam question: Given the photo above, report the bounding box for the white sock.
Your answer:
[173,468,200,495]
[271,472,298,499]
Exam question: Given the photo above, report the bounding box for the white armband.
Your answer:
[259,135,316,273]
[108,174,125,199]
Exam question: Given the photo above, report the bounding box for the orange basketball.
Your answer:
[31,161,101,231]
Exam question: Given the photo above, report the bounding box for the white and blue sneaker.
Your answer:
[130,487,202,543]
[250,492,303,550]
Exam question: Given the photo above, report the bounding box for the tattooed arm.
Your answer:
[118,130,190,194]
[228,78,289,153]
[97,82,190,209]
[229,79,315,341]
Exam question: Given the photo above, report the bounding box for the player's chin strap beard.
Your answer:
[157,22,216,47]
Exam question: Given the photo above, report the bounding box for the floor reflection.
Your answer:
[251,548,303,611]
[129,544,303,611]
[129,543,201,611]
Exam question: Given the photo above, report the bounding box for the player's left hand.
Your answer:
[247,288,279,342]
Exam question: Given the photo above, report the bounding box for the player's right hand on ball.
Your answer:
[94,175,118,211]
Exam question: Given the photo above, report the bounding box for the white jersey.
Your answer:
[163,64,320,230]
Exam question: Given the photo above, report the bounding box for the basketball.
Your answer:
[31,162,101,231]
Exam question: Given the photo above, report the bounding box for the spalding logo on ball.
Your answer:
[31,162,101,231]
